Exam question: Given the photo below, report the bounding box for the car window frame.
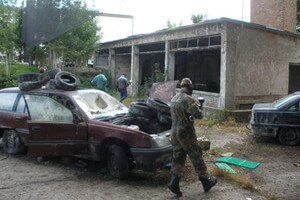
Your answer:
[286,101,300,112]
[15,93,29,114]
[0,91,20,112]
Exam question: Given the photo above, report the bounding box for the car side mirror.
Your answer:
[198,97,205,109]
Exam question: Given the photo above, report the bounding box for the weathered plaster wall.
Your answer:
[225,22,300,109]
[115,55,131,81]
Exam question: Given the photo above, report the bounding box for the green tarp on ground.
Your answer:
[215,157,260,169]
[215,163,236,173]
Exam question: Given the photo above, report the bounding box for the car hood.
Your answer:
[252,103,277,111]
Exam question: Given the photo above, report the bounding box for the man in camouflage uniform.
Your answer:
[168,78,217,197]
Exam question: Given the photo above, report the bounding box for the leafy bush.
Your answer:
[0,64,39,89]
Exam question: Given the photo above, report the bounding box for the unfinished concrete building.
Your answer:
[95,18,300,110]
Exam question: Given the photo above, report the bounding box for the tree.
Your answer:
[166,19,183,29]
[47,18,101,68]
[0,0,20,76]
[191,13,207,24]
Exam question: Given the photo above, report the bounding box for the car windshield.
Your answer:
[73,89,128,119]
[272,93,297,108]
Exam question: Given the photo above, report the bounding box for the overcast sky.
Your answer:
[93,0,251,42]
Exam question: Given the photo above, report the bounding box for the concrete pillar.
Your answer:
[130,45,140,96]
[164,40,175,81]
[108,48,116,88]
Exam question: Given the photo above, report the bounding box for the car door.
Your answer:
[282,101,300,126]
[24,93,88,157]
[0,92,19,129]
[13,94,30,141]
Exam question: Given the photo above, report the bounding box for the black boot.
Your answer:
[199,176,217,192]
[168,173,182,197]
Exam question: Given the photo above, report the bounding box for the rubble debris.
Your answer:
[221,152,234,157]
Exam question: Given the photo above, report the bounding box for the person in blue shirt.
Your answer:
[117,74,130,102]
[91,72,108,92]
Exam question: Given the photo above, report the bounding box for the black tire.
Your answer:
[38,68,61,85]
[157,112,172,125]
[18,81,42,91]
[146,98,170,114]
[107,145,129,179]
[17,73,39,83]
[278,128,300,146]
[45,79,60,90]
[129,102,156,118]
[2,130,26,154]
[54,71,80,91]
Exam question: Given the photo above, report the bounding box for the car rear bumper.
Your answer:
[130,145,173,170]
[250,123,278,138]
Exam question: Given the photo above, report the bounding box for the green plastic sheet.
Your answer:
[215,157,260,169]
[215,163,236,173]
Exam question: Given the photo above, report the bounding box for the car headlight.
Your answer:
[151,135,171,148]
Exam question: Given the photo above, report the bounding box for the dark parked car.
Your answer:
[250,92,300,146]
[0,87,173,179]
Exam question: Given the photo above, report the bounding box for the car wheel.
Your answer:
[107,145,129,179]
[2,130,26,154]
[129,102,156,118]
[54,71,80,91]
[17,73,39,83]
[38,68,61,85]
[278,128,300,146]
[18,81,42,91]
[146,98,170,114]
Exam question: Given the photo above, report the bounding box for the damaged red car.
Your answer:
[0,87,173,179]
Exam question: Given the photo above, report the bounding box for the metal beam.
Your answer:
[97,12,133,19]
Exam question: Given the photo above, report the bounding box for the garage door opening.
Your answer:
[140,53,165,84]
[289,63,300,93]
[175,49,221,93]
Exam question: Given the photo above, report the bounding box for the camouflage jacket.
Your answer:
[170,91,202,133]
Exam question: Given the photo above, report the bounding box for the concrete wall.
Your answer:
[115,55,131,81]
[225,22,300,109]
[251,0,297,32]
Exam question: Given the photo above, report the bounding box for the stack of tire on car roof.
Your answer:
[17,69,81,91]
[128,98,172,134]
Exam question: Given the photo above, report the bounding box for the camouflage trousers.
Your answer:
[171,129,209,179]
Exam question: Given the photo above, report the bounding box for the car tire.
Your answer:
[278,128,300,146]
[2,130,26,154]
[157,112,172,125]
[54,71,80,91]
[45,79,60,90]
[129,102,155,118]
[17,73,39,83]
[18,81,42,91]
[146,98,170,114]
[38,68,61,85]
[107,145,129,180]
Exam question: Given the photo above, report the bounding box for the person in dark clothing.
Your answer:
[117,74,130,102]
[168,78,217,197]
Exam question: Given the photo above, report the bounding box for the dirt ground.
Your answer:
[0,127,299,200]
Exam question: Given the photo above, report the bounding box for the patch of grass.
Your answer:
[260,145,275,152]
[251,156,264,162]
[194,119,217,127]
[209,148,220,155]
[211,166,256,190]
